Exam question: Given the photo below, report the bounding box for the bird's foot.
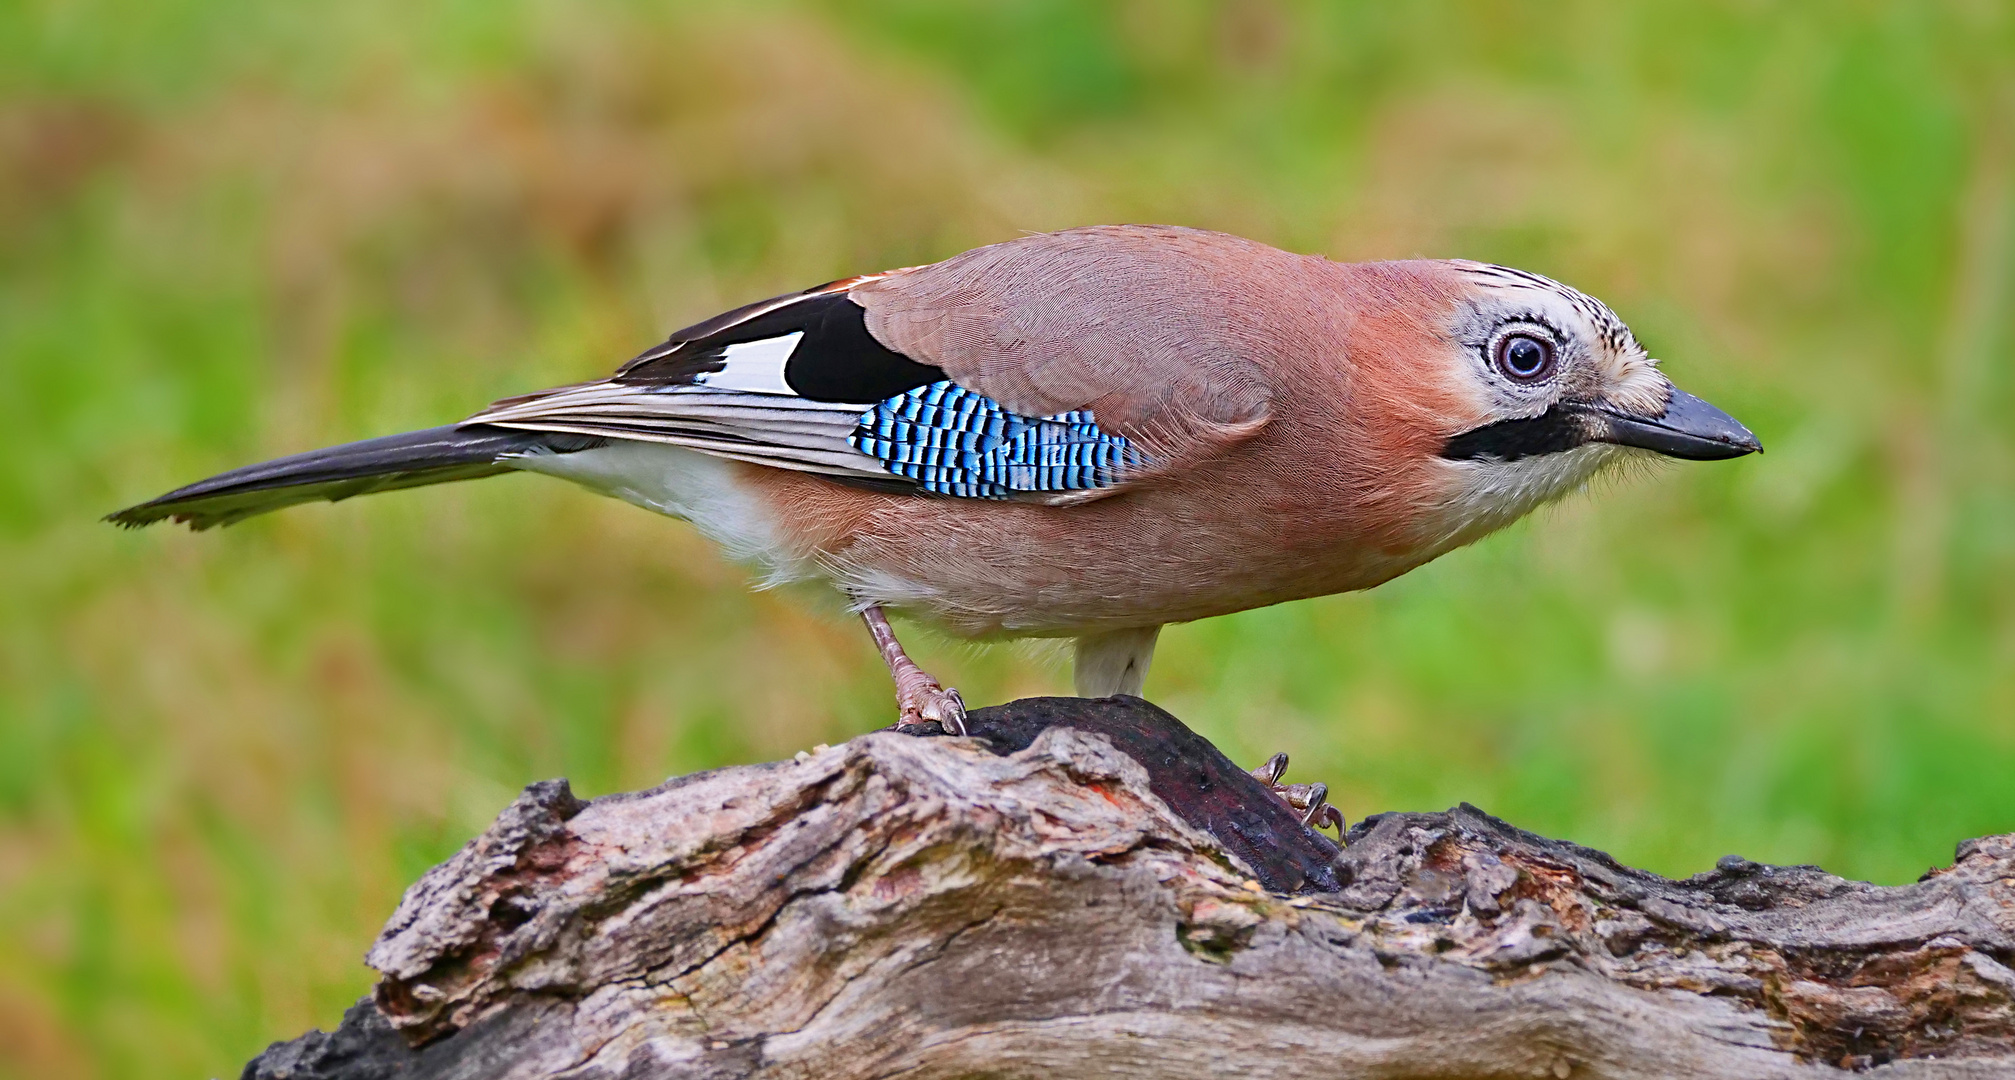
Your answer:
[895,677,967,736]
[1249,752,1344,833]
[861,604,968,736]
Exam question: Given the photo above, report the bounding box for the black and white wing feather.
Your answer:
[109,275,1152,531]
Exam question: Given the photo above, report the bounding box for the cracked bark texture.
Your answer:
[243,696,2015,1079]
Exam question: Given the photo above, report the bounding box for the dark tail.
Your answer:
[106,425,605,531]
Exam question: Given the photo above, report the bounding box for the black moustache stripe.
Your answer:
[1440,404,1598,462]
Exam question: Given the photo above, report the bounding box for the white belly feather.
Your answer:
[508,442,817,589]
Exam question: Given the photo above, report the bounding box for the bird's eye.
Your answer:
[1493,332,1556,382]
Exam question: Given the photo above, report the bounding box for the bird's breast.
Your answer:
[731,452,1447,638]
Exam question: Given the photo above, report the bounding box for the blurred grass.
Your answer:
[1,1,2012,1075]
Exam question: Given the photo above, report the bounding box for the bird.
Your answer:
[110,224,1761,745]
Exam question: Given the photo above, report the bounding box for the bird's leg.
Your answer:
[861,605,967,736]
[1249,752,1344,833]
[1072,625,1162,697]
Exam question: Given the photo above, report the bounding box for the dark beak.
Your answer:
[1592,387,1761,461]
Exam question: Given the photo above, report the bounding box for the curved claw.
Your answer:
[893,680,968,736]
[865,603,969,736]
[1249,752,1290,787]
[917,686,968,736]
[1248,752,1346,835]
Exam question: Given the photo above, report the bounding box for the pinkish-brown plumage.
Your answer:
[110,225,1761,730]
[742,254,1474,637]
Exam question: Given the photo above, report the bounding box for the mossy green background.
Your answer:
[2,1,2012,1074]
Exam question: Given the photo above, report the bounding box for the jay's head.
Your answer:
[1381,261,1761,546]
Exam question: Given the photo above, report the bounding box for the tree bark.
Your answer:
[244,696,2015,1079]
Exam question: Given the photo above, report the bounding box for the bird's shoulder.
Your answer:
[850,224,1333,440]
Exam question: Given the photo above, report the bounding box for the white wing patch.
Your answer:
[690,332,803,395]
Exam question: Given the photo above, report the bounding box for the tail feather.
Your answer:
[106,424,605,531]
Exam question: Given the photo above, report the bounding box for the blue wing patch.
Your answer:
[850,381,1144,498]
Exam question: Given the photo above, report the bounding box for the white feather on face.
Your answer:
[1445,262,1670,422]
[1425,442,1633,552]
[1418,265,1674,550]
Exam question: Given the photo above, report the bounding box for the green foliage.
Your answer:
[2,2,2011,1075]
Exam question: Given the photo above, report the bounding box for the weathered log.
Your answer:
[244,696,2015,1079]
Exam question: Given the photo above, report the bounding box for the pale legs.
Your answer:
[1072,625,1161,697]
[861,605,967,735]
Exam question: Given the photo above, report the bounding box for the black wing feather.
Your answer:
[615,291,945,403]
[107,425,603,530]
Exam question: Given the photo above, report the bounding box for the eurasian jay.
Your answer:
[111,225,1761,738]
